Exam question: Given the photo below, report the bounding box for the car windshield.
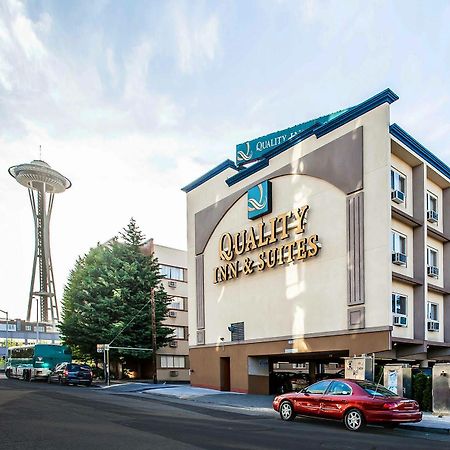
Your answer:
[356,380,398,397]
[67,364,91,371]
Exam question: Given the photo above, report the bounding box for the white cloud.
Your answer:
[173,7,220,74]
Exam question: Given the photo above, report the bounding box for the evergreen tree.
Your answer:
[59,219,172,364]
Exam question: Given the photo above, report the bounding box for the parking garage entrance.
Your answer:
[248,351,349,395]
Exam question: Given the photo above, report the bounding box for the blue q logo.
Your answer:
[248,180,272,220]
[236,142,252,164]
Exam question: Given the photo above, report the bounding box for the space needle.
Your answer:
[8,160,71,324]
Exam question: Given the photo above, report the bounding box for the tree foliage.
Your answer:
[59,219,172,362]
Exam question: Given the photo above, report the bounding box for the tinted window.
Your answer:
[304,380,332,394]
[67,364,80,371]
[356,381,397,397]
[328,381,352,396]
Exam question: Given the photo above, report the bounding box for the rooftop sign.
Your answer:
[235,122,312,166]
[235,110,348,166]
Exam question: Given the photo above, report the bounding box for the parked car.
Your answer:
[48,362,93,386]
[272,379,422,431]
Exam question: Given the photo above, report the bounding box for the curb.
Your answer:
[98,387,450,434]
[398,424,450,435]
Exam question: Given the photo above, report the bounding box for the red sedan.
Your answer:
[272,379,422,431]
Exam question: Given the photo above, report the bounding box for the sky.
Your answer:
[1,0,450,320]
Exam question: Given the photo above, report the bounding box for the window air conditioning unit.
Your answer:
[427,210,439,223]
[428,321,440,332]
[391,190,405,204]
[169,370,179,377]
[393,314,407,327]
[169,341,178,348]
[168,310,177,318]
[168,281,177,288]
[427,266,439,278]
[392,252,407,265]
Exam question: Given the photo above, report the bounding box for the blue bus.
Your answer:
[6,344,72,381]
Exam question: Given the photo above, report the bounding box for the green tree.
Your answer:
[59,219,172,365]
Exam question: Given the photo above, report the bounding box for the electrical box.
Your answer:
[433,363,450,415]
[383,364,411,398]
[344,356,374,381]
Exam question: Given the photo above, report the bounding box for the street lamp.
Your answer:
[0,309,9,359]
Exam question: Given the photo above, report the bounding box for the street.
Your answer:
[1,377,450,449]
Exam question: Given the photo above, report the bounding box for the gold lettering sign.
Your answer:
[213,205,321,284]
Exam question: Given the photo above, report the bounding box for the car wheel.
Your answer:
[279,401,296,421]
[344,408,365,431]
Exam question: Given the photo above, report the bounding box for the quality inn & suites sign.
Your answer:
[213,204,321,284]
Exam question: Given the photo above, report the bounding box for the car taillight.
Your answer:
[64,370,68,376]
[89,371,93,377]
[382,402,399,410]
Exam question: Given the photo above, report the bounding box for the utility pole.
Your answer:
[0,309,8,359]
[35,297,40,343]
[151,287,157,384]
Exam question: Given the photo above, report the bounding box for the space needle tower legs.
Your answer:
[9,160,71,324]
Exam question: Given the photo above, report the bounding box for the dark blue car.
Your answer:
[48,362,92,386]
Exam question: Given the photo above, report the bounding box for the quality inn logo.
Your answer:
[248,180,272,220]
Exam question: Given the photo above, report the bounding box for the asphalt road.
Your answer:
[1,377,450,450]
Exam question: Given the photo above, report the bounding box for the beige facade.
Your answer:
[183,89,450,394]
[142,240,189,382]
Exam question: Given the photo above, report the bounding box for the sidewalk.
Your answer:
[102,382,450,433]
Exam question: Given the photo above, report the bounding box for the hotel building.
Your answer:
[183,89,450,394]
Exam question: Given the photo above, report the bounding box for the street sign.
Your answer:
[97,344,109,353]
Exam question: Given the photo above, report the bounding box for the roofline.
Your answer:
[390,123,450,180]
[314,88,398,138]
[181,159,237,193]
[182,88,399,192]
[226,88,399,187]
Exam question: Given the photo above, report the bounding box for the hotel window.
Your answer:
[427,302,440,332]
[391,231,407,265]
[391,168,406,204]
[170,326,185,340]
[392,293,407,326]
[427,247,439,278]
[25,325,32,331]
[427,192,439,224]
[160,355,185,368]
[427,302,438,321]
[159,264,185,281]
[168,296,185,310]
